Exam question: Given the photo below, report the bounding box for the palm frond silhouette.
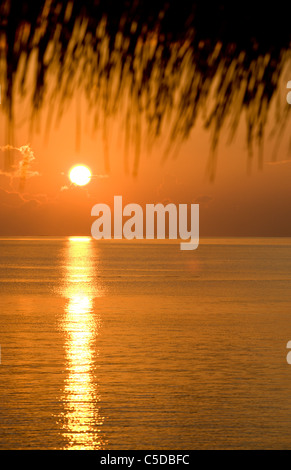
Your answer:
[0,1,290,176]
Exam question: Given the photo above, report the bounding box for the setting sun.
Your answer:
[69,165,92,186]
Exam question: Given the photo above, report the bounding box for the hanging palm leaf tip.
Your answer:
[0,0,290,176]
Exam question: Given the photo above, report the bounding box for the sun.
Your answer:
[69,165,92,186]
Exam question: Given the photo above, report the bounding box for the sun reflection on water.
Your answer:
[59,237,106,450]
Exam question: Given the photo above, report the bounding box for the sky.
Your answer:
[0,75,291,237]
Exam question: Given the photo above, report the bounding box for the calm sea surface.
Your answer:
[1,237,291,450]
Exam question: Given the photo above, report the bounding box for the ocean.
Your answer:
[0,237,291,450]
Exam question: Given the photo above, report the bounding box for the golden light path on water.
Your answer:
[59,236,106,450]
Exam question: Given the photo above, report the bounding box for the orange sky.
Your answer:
[0,79,291,237]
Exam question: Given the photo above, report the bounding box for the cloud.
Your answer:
[0,188,25,207]
[0,144,39,189]
[0,188,41,208]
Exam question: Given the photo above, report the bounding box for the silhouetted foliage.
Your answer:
[0,1,290,176]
